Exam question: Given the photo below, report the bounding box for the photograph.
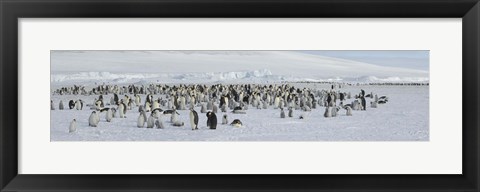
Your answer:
[50,50,429,141]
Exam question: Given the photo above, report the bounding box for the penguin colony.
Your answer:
[51,83,388,133]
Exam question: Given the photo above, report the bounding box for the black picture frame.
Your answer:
[1,0,479,191]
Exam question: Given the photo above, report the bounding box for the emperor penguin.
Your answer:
[288,107,293,117]
[230,119,243,127]
[104,108,114,122]
[207,101,213,110]
[324,107,332,118]
[280,108,285,118]
[179,96,186,110]
[212,103,218,113]
[361,97,367,111]
[346,106,353,116]
[145,102,152,112]
[200,103,207,113]
[88,111,100,127]
[274,96,280,109]
[206,112,212,127]
[59,100,64,110]
[222,114,228,124]
[146,113,155,128]
[137,110,147,128]
[331,106,338,117]
[69,119,77,133]
[95,99,103,111]
[69,100,75,109]
[134,94,141,106]
[190,108,199,130]
[152,100,160,110]
[75,100,83,110]
[118,101,127,118]
[51,100,55,110]
[206,111,217,129]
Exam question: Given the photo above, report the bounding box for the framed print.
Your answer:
[1,0,479,192]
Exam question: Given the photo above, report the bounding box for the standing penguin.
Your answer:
[331,106,338,117]
[286,108,292,118]
[137,110,147,128]
[88,111,99,127]
[105,108,114,122]
[361,96,367,111]
[346,106,353,116]
[280,108,285,118]
[222,114,228,124]
[200,103,207,113]
[212,103,218,113]
[51,100,55,110]
[207,101,213,110]
[190,109,199,130]
[118,101,127,118]
[324,107,332,118]
[69,100,75,109]
[59,100,64,110]
[206,111,217,129]
[147,113,155,128]
[134,94,141,106]
[75,100,83,110]
[69,119,77,133]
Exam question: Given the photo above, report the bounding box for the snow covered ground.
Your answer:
[50,84,429,141]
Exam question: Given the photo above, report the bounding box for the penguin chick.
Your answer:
[69,119,77,133]
[222,114,228,124]
[88,111,99,127]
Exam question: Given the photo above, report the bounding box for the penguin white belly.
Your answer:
[118,105,125,118]
[189,111,196,129]
[222,116,228,124]
[135,97,141,106]
[152,101,160,109]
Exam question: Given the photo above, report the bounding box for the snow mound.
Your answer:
[51,70,428,85]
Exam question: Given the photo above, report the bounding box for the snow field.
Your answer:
[50,84,428,141]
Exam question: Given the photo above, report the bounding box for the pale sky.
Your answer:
[300,50,429,71]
